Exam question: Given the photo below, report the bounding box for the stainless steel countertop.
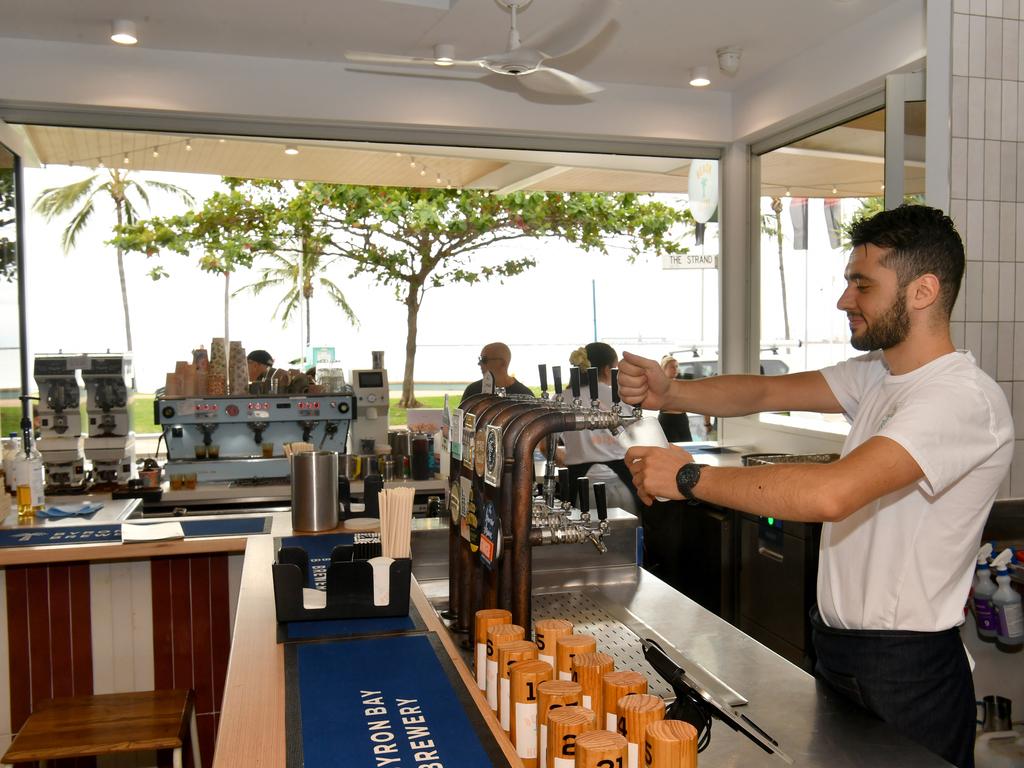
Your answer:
[422,563,949,767]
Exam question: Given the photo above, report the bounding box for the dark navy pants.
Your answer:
[811,606,976,768]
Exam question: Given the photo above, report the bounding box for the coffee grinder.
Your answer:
[348,350,390,455]
[82,353,136,487]
[33,353,88,492]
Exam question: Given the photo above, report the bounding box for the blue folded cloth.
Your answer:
[38,502,104,519]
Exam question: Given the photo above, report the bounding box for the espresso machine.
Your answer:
[348,351,390,454]
[155,392,355,484]
[33,353,88,492]
[82,353,136,487]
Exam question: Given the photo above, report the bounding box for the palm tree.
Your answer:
[33,169,194,358]
[234,233,357,356]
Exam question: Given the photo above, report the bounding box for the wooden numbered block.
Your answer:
[475,608,512,690]
[575,729,628,768]
[570,651,614,717]
[498,640,538,732]
[509,659,554,768]
[602,670,648,732]
[617,693,665,768]
[534,618,573,669]
[486,623,525,711]
[546,705,596,768]
[555,634,596,681]
[537,679,582,768]
[644,719,698,768]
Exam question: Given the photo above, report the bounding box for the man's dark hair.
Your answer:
[847,204,965,317]
[585,342,617,371]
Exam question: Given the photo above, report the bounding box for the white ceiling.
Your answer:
[0,0,895,92]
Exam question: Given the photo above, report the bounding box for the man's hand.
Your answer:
[619,351,672,410]
[625,444,694,505]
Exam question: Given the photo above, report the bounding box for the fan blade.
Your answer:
[521,0,617,60]
[517,65,603,96]
[345,50,484,69]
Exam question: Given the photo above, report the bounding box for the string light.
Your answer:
[831,186,837,195]
[152,149,159,158]
[419,168,426,176]
[185,139,192,151]
[123,155,130,165]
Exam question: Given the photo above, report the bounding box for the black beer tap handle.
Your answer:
[577,476,590,516]
[557,467,570,503]
[611,368,620,406]
[338,475,352,519]
[538,364,549,395]
[587,367,599,403]
[552,366,563,396]
[570,367,581,400]
[593,481,608,521]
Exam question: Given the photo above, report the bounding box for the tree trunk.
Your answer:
[771,197,791,342]
[399,282,423,409]
[114,203,136,388]
[223,270,230,342]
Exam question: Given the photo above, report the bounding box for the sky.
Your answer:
[1,165,723,393]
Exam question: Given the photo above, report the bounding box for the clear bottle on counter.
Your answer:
[13,440,45,519]
[2,432,18,493]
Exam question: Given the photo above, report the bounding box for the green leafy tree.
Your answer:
[114,180,356,352]
[0,168,15,282]
[33,169,194,357]
[120,181,692,407]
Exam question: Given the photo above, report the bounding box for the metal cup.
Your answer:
[290,451,339,532]
[977,695,1013,732]
[381,456,395,482]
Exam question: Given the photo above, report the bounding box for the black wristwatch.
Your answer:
[675,463,706,501]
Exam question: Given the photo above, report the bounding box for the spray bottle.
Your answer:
[991,548,1023,652]
[973,542,998,641]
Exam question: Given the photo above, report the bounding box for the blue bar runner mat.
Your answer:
[277,532,422,641]
[284,633,510,768]
[0,516,271,548]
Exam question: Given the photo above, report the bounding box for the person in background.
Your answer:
[556,342,639,515]
[460,341,533,402]
[246,350,310,394]
[656,355,693,442]
[618,205,1013,768]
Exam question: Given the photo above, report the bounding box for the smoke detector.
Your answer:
[716,47,742,76]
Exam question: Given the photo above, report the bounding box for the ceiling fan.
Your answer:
[344,0,616,98]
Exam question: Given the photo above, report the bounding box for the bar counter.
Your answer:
[0,496,950,767]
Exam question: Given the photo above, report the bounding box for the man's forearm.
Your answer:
[664,370,841,418]
[692,463,855,523]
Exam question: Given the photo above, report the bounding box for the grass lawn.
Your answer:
[1,387,545,437]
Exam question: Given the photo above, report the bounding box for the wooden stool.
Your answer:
[1,689,201,768]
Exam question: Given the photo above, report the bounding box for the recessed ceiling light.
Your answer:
[689,66,711,87]
[110,19,138,46]
[284,145,299,156]
[433,43,455,67]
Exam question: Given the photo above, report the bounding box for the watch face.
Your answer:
[676,463,703,499]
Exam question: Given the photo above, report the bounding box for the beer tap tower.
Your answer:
[33,353,88,492]
[446,362,639,636]
[82,353,136,487]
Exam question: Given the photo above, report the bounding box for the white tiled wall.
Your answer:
[950,1,1024,496]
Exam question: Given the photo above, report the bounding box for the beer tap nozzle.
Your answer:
[586,367,600,409]
[569,367,582,410]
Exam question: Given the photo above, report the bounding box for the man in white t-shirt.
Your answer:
[617,205,1013,768]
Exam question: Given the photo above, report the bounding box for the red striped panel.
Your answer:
[151,554,233,768]
[68,563,93,696]
[151,557,174,690]
[25,566,53,711]
[5,563,93,741]
[6,566,30,731]
[48,564,74,698]
[209,554,231,713]
[189,556,214,716]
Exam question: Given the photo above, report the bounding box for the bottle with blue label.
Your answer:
[991,548,1023,653]
[973,542,998,641]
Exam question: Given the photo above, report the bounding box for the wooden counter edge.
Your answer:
[0,536,249,566]
[409,582,526,767]
[213,535,285,767]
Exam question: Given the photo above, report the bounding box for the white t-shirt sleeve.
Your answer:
[819,352,884,421]
[874,379,1008,496]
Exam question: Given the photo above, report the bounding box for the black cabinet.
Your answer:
[737,513,820,671]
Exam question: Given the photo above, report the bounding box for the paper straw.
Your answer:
[379,486,414,558]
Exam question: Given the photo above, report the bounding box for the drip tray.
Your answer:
[532,590,675,700]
